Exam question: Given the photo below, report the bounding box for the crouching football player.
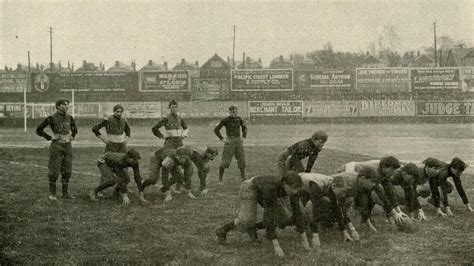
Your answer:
[89,149,142,205]
[336,156,409,229]
[289,172,359,251]
[188,146,218,195]
[139,146,194,202]
[426,157,472,216]
[214,171,303,257]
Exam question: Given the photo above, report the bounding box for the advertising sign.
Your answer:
[101,102,162,118]
[461,67,474,92]
[191,78,229,101]
[356,68,410,92]
[0,103,32,118]
[416,101,474,116]
[172,101,247,118]
[411,68,460,91]
[359,100,415,117]
[73,103,100,118]
[248,101,302,117]
[303,101,358,117]
[295,70,352,90]
[139,71,189,92]
[0,73,30,93]
[32,103,56,118]
[31,72,137,93]
[231,69,293,91]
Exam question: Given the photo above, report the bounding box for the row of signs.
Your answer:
[2,68,474,97]
[1,100,473,119]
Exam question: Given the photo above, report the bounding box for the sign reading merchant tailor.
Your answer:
[295,70,352,91]
[248,101,302,117]
[139,70,189,92]
[0,72,30,93]
[411,68,461,91]
[231,69,293,91]
[356,68,410,93]
[417,101,474,116]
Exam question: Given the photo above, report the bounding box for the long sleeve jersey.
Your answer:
[36,112,77,142]
[152,113,188,139]
[100,152,142,190]
[92,115,130,142]
[279,138,321,173]
[214,116,247,140]
[430,167,469,208]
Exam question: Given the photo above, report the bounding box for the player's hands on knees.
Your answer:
[349,228,360,241]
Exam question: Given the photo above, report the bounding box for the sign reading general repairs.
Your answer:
[231,69,293,91]
[248,101,302,117]
[411,68,460,91]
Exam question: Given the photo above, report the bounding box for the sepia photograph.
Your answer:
[1,0,473,264]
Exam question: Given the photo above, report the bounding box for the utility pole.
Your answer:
[232,25,236,69]
[49,27,53,71]
[433,22,437,67]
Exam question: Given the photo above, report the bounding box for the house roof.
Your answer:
[173,59,199,70]
[140,60,168,71]
[200,53,231,69]
[107,61,134,72]
[270,56,294,69]
[447,48,474,66]
[237,57,262,69]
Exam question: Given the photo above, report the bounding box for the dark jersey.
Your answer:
[280,138,321,173]
[36,112,77,141]
[214,116,247,140]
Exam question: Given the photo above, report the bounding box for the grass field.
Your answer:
[1,123,474,264]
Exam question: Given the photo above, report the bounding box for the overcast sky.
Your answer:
[1,0,473,69]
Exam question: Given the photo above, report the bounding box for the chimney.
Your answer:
[58,61,62,71]
[439,50,443,67]
[258,58,262,64]
[242,52,245,68]
[68,61,71,69]
[181,58,185,65]
[164,61,168,70]
[246,56,250,64]
[72,63,75,71]
[148,60,153,66]
[115,61,120,67]
[290,54,293,60]
[417,51,420,56]
[366,51,369,56]
[195,60,199,68]
[17,63,21,70]
[132,61,136,71]
[36,62,40,70]
[279,55,284,61]
[83,60,87,67]
[5,65,8,71]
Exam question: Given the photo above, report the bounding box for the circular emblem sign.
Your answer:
[34,74,50,92]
